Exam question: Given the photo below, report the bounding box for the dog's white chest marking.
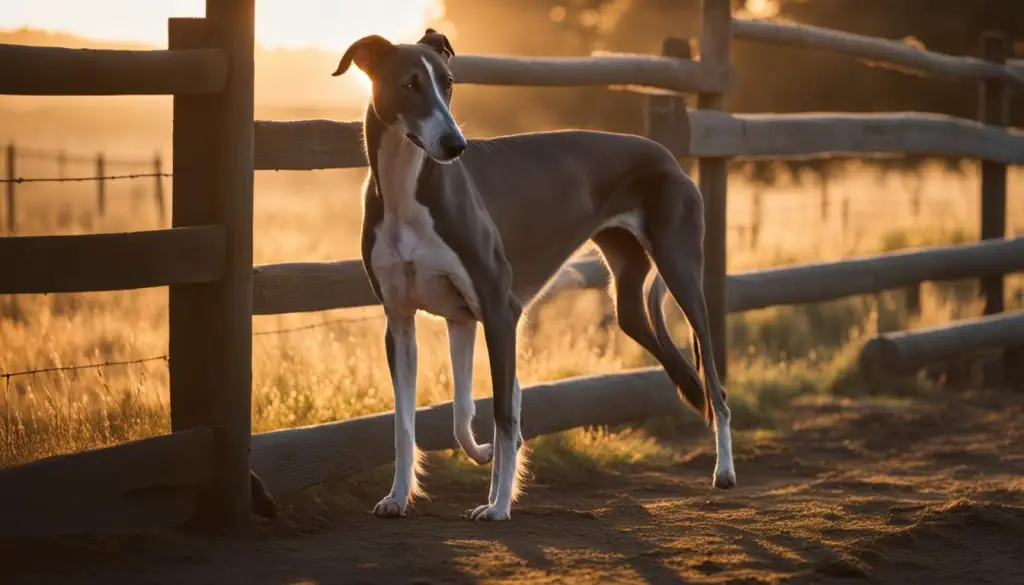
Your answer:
[370,128,481,323]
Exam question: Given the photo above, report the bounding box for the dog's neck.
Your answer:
[365,105,426,218]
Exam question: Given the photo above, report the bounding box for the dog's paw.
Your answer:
[713,466,737,489]
[469,504,510,522]
[469,443,494,465]
[373,494,408,518]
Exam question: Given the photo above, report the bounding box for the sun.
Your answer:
[352,68,374,96]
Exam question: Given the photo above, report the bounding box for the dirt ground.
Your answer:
[4,387,1023,585]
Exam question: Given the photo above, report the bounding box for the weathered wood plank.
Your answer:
[254,119,366,170]
[168,11,254,533]
[448,53,730,94]
[0,226,225,294]
[0,428,214,538]
[860,311,1024,375]
[251,257,605,315]
[252,239,1024,317]
[732,19,1024,87]
[698,0,733,380]
[0,44,227,95]
[678,110,1024,164]
[978,32,1010,319]
[726,238,1024,313]
[252,260,376,314]
[251,368,682,496]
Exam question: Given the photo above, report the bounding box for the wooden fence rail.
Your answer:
[0,44,228,95]
[731,18,1024,87]
[448,53,731,94]
[252,111,1024,171]
[0,226,225,294]
[251,238,1024,317]
[0,428,215,539]
[861,311,1024,376]
[675,111,1024,162]
[252,369,680,496]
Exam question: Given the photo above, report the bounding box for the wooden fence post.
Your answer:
[169,6,255,533]
[978,31,1008,317]
[4,142,14,234]
[698,0,732,380]
[153,152,166,221]
[645,37,691,165]
[978,31,1009,388]
[96,153,106,216]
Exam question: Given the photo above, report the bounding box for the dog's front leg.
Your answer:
[374,310,423,517]
[471,297,523,522]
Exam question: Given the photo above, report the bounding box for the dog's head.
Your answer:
[333,29,465,163]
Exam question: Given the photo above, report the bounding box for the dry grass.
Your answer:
[1,148,1022,471]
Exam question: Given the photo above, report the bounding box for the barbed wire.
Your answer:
[0,314,384,381]
[0,355,169,381]
[253,313,383,336]
[0,173,172,184]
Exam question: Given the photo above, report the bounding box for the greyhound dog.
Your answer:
[332,29,735,522]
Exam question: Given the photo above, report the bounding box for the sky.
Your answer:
[0,0,446,50]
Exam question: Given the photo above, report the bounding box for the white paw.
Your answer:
[470,504,510,522]
[469,443,494,465]
[713,466,737,489]
[373,494,408,518]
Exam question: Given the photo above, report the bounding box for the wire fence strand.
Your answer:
[253,314,383,336]
[0,355,169,381]
[0,313,385,381]
[0,172,172,184]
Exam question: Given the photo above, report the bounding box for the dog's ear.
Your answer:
[418,28,455,62]
[332,35,395,77]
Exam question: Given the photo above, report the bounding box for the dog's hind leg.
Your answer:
[447,320,494,465]
[592,227,707,418]
[374,311,426,517]
[644,174,736,489]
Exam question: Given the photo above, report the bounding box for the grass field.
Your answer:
[2,149,1021,471]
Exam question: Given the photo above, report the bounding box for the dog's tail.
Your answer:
[454,391,494,465]
[645,273,712,424]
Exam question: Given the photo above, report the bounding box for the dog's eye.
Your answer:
[402,78,421,92]
[445,76,454,90]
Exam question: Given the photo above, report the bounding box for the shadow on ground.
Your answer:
[3,387,1023,585]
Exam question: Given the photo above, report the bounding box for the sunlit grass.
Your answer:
[1,160,1022,474]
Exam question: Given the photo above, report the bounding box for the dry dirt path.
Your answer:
[4,388,1024,585]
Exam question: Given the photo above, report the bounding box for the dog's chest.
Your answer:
[369,133,480,322]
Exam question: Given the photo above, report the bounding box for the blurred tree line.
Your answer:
[444,0,1022,183]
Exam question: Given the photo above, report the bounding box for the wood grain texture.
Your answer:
[251,257,604,315]
[0,43,227,95]
[448,53,730,94]
[732,19,1024,87]
[860,311,1024,375]
[252,260,377,314]
[0,428,214,538]
[0,226,225,294]
[726,238,1024,313]
[679,110,1024,164]
[532,238,1024,315]
[251,368,683,496]
[698,0,733,380]
[254,119,366,170]
[978,32,1010,318]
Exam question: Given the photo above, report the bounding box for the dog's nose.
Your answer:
[440,134,467,159]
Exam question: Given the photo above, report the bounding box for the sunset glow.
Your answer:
[0,0,446,51]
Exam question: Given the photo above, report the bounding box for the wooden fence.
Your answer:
[2,143,167,232]
[0,0,1022,540]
